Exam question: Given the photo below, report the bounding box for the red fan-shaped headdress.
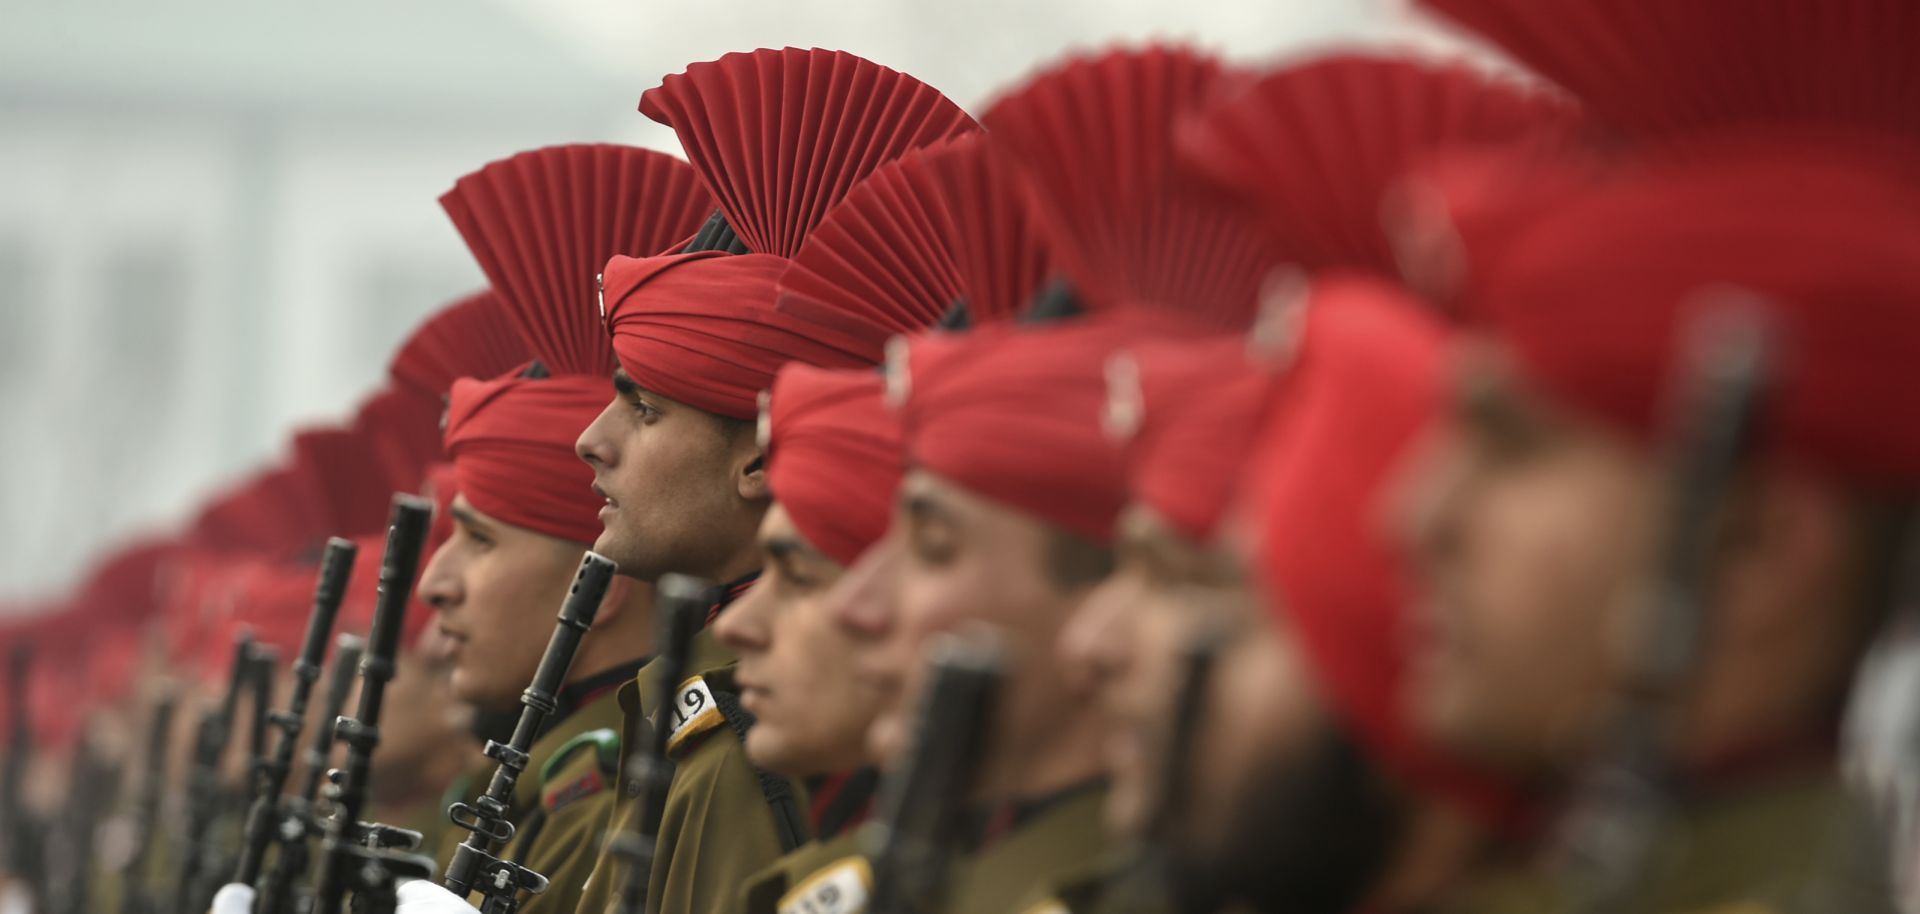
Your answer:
[980,45,1276,331]
[1177,53,1582,282]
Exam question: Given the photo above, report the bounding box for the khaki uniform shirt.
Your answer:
[738,832,870,914]
[1440,769,1895,914]
[486,684,626,914]
[946,786,1111,914]
[577,627,809,914]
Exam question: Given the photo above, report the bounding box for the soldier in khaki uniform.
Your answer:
[1390,146,1919,914]
[402,142,724,914]
[570,46,975,914]
[710,366,907,914]
[848,318,1145,912]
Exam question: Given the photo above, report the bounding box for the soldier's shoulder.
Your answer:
[539,726,620,815]
[763,846,872,914]
[664,669,749,759]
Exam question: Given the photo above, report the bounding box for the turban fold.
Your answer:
[765,366,901,567]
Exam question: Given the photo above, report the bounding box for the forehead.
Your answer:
[901,469,1056,548]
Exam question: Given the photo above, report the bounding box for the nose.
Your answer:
[1058,574,1138,693]
[416,543,461,611]
[576,397,622,468]
[830,534,901,639]
[713,579,771,654]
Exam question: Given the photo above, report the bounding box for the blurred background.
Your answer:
[0,0,1482,608]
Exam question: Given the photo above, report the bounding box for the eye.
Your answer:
[907,522,957,567]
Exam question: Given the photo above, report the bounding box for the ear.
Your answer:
[734,436,770,502]
[592,573,637,625]
[1711,470,1852,649]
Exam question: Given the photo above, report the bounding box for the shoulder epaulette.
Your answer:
[541,726,621,783]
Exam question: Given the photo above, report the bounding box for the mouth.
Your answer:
[592,481,618,515]
[736,678,769,713]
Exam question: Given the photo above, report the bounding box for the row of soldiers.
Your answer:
[5,2,1920,913]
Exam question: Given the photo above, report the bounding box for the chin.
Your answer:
[866,713,908,768]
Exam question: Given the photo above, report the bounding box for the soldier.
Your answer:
[830,45,1299,912]
[403,144,715,914]
[569,47,974,914]
[1049,50,1584,914]
[1394,144,1920,913]
[708,367,896,914]
[1087,285,1544,914]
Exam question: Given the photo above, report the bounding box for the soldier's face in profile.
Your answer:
[1396,348,1656,773]
[416,496,595,711]
[576,369,768,583]
[868,470,1106,796]
[1058,504,1252,837]
[716,503,879,777]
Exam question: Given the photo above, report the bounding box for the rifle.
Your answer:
[444,552,618,913]
[184,643,279,914]
[606,573,710,914]
[1559,300,1772,914]
[1103,628,1225,912]
[866,633,1006,914]
[1,642,38,898]
[120,692,177,914]
[234,539,358,890]
[173,633,259,914]
[254,635,364,914]
[47,735,122,914]
[311,496,436,914]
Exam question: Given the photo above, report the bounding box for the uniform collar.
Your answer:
[554,657,651,727]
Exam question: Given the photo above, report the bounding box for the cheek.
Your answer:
[1196,631,1315,814]
[896,564,974,644]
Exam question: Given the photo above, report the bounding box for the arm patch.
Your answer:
[665,675,725,756]
[777,857,872,914]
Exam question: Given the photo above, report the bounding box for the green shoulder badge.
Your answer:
[664,675,725,757]
[540,727,619,813]
[776,856,872,914]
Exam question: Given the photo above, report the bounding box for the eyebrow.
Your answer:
[902,491,953,525]
[611,368,640,398]
[449,504,493,534]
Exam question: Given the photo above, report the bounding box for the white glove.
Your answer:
[210,884,256,914]
[396,879,483,914]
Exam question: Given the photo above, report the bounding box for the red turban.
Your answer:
[1251,283,1525,830]
[601,48,977,420]
[1468,143,1920,489]
[898,313,1198,543]
[765,365,901,567]
[1115,336,1279,542]
[604,251,859,419]
[438,144,713,543]
[443,372,608,545]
